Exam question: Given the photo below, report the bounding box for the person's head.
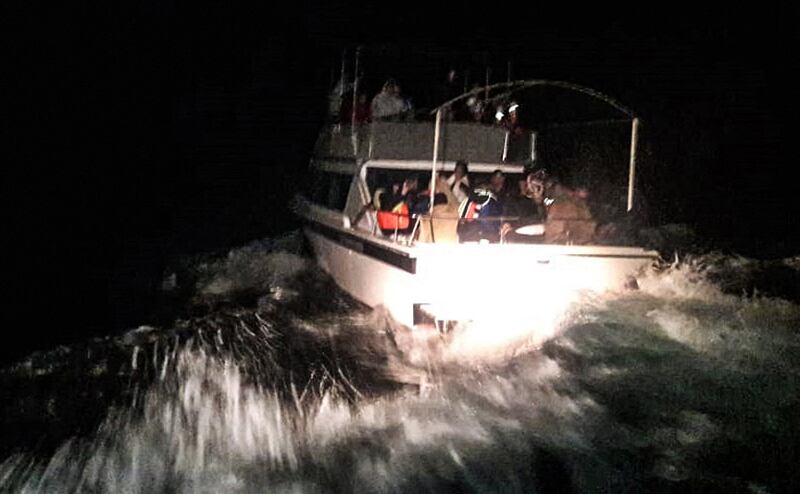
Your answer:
[472,106,484,121]
[466,97,483,121]
[507,101,519,124]
[490,169,505,193]
[454,160,468,179]
[383,79,397,93]
[524,167,551,201]
[402,175,418,192]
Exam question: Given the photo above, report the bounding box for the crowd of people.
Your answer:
[331,78,414,125]
[330,70,600,244]
[329,71,525,133]
[371,160,599,245]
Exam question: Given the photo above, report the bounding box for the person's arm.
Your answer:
[434,176,458,210]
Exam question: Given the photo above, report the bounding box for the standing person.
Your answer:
[446,160,471,203]
[437,69,464,120]
[466,94,485,123]
[327,76,351,122]
[502,101,524,134]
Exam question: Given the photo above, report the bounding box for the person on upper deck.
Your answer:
[463,83,490,123]
[502,101,524,135]
[371,79,411,121]
[437,69,468,121]
[327,76,351,123]
[340,91,371,125]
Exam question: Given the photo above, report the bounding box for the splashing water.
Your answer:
[2,232,800,493]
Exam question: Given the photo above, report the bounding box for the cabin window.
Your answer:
[308,168,352,211]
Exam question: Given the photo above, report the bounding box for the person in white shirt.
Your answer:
[371,79,409,120]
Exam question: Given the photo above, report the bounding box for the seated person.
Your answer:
[525,168,597,245]
[373,176,418,235]
[457,184,504,243]
[502,171,547,242]
[409,188,449,215]
[371,79,412,121]
[416,175,460,243]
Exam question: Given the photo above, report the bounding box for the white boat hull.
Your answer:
[305,221,657,328]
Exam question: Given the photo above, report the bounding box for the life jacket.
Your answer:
[377,201,410,231]
[457,188,503,243]
[458,188,499,219]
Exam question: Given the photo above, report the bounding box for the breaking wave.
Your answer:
[2,230,799,493]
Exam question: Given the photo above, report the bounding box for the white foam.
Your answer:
[4,250,800,493]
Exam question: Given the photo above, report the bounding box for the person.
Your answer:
[340,91,370,125]
[499,101,530,162]
[465,95,484,123]
[327,76,351,122]
[417,175,460,243]
[501,170,548,242]
[373,175,418,235]
[371,79,409,121]
[457,188,504,243]
[446,160,470,203]
[501,101,524,135]
[461,82,491,123]
[456,170,507,243]
[437,69,467,121]
[525,168,597,244]
[487,169,511,204]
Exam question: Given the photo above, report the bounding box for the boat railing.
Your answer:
[314,122,532,164]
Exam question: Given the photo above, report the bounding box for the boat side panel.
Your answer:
[305,228,418,326]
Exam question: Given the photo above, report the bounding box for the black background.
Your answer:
[6,1,797,363]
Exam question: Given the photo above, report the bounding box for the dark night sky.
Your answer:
[5,1,797,362]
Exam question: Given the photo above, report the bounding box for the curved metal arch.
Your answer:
[430,79,636,119]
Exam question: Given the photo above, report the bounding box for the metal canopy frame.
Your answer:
[336,44,641,213]
[429,80,640,212]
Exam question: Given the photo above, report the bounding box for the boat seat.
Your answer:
[416,205,459,243]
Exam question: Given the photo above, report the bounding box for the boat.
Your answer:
[295,65,659,331]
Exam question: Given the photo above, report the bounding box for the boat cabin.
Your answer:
[301,76,643,248]
[297,67,656,328]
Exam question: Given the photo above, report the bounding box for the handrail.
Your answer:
[430,79,637,119]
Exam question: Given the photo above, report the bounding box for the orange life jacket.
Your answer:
[377,202,410,231]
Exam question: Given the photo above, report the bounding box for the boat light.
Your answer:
[413,244,614,350]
